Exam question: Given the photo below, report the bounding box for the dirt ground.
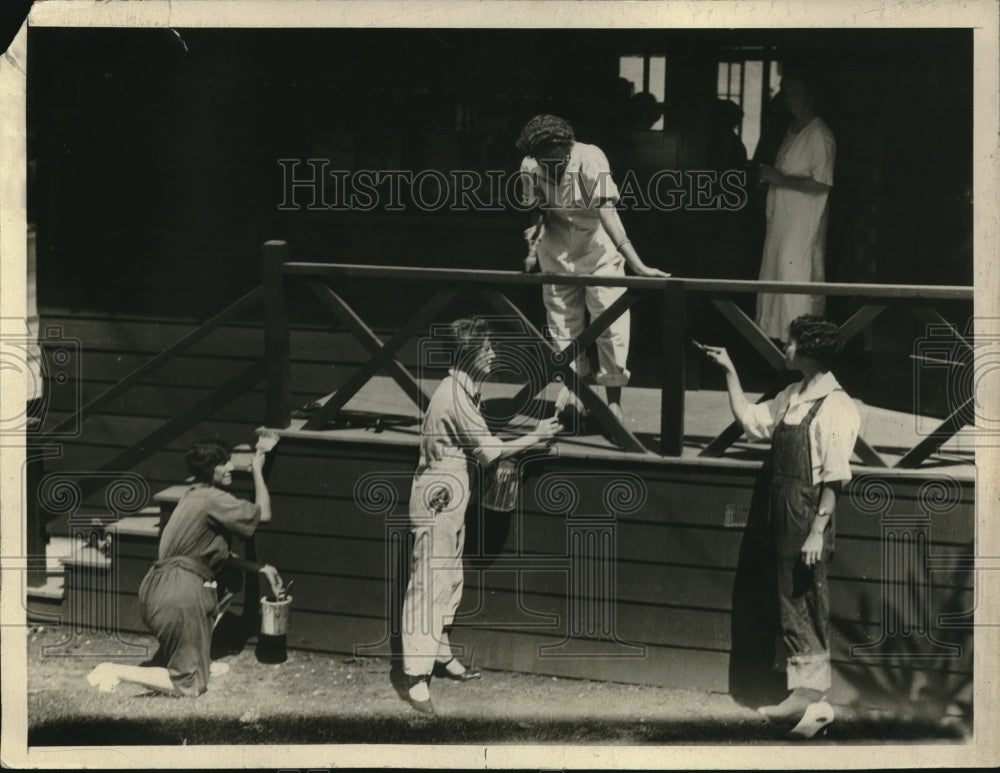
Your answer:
[21,626,971,749]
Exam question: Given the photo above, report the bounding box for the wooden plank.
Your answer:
[853,435,887,467]
[660,282,686,455]
[711,299,785,370]
[698,385,782,458]
[248,536,392,578]
[910,306,974,351]
[282,263,974,300]
[42,313,416,366]
[46,381,265,420]
[83,359,266,498]
[83,566,973,665]
[264,240,292,428]
[896,396,974,468]
[44,427,975,546]
[459,562,973,621]
[303,285,461,429]
[302,282,436,416]
[840,304,887,343]
[480,289,648,453]
[38,286,265,440]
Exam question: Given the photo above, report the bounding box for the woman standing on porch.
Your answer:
[755,70,836,341]
[401,318,561,714]
[516,114,670,424]
[701,314,859,738]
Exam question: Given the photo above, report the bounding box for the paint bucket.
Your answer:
[256,595,291,664]
[481,459,519,512]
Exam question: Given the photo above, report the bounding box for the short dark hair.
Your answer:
[788,314,842,371]
[516,114,575,157]
[186,438,231,484]
[445,318,492,373]
[781,62,824,101]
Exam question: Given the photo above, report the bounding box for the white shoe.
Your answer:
[86,662,120,693]
[210,661,231,677]
[788,700,834,739]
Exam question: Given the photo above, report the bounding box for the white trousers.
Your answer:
[401,470,469,677]
[541,261,631,387]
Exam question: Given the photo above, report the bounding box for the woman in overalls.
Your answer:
[702,315,859,737]
[87,434,284,696]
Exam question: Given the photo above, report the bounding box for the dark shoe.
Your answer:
[405,674,435,714]
[433,658,481,682]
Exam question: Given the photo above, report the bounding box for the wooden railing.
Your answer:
[34,287,266,500]
[262,240,974,468]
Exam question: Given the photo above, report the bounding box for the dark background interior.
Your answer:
[27,26,974,408]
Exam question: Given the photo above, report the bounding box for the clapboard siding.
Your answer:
[42,311,975,699]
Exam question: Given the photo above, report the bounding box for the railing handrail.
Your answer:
[280,262,973,300]
[265,243,975,466]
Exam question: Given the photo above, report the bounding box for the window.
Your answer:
[717,55,781,159]
[619,55,666,130]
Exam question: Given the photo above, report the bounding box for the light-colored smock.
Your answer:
[756,118,836,340]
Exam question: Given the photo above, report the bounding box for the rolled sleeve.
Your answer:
[578,146,619,205]
[206,490,261,538]
[740,386,792,442]
[453,392,503,469]
[814,393,860,484]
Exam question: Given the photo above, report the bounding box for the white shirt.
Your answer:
[740,371,860,485]
[520,142,621,274]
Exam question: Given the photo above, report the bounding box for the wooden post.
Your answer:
[25,427,47,588]
[660,282,686,456]
[263,240,291,428]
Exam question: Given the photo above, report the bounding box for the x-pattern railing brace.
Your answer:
[894,307,977,468]
[301,283,463,431]
[700,300,888,467]
[481,289,648,453]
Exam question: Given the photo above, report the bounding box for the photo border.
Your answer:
[2,1,997,769]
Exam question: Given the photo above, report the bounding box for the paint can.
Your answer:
[256,595,291,663]
[481,459,519,512]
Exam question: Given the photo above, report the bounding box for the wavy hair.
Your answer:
[788,314,843,371]
[515,114,575,157]
[445,318,493,374]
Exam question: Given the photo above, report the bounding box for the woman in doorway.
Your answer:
[755,69,836,341]
[701,315,859,738]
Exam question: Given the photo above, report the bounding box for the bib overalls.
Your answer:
[766,394,834,693]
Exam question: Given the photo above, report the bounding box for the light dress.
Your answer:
[756,117,836,340]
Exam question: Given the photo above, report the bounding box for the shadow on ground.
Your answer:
[28,714,966,747]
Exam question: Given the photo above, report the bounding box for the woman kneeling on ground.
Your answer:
[87,432,284,696]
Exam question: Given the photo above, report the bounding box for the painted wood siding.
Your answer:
[39,313,975,704]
